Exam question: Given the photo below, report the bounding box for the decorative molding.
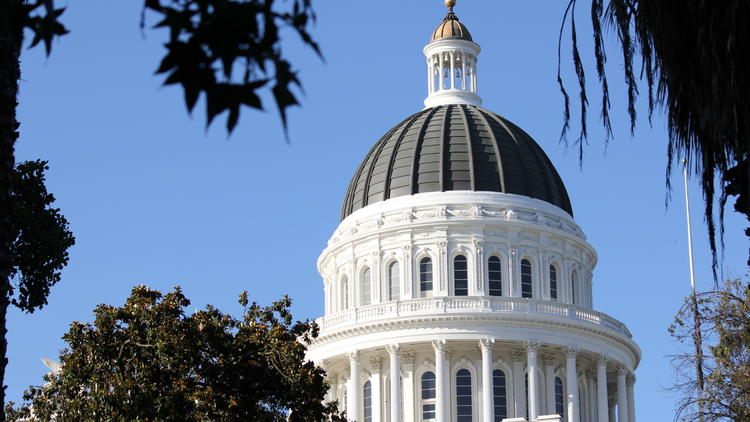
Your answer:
[565,346,579,358]
[432,339,448,352]
[479,338,495,353]
[385,344,400,355]
[369,357,382,372]
[453,358,474,369]
[627,373,636,385]
[596,353,608,366]
[418,359,435,372]
[402,352,415,365]
[617,366,629,377]
[346,350,360,363]
[524,340,541,355]
[511,350,524,362]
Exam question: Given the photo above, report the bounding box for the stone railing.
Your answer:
[317,296,632,338]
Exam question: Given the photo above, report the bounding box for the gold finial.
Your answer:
[445,0,456,10]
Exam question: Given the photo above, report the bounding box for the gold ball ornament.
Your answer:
[445,0,456,8]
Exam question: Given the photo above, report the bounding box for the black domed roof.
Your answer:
[341,104,572,220]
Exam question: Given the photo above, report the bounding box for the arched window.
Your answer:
[488,256,502,296]
[421,371,436,420]
[521,259,533,298]
[571,270,578,305]
[454,255,468,296]
[420,257,433,297]
[341,276,349,311]
[388,261,400,301]
[361,268,371,306]
[554,377,564,415]
[492,369,507,421]
[549,265,558,300]
[363,380,372,422]
[456,369,472,422]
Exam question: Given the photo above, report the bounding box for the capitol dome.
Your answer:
[308,3,639,422]
[341,104,573,221]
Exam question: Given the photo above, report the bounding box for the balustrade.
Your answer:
[316,296,632,338]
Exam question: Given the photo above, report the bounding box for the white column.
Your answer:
[472,58,477,93]
[427,60,432,95]
[608,399,616,422]
[461,51,467,90]
[544,354,556,415]
[327,374,338,405]
[370,358,383,422]
[449,51,456,89]
[627,375,636,422]
[438,53,445,90]
[565,347,579,422]
[617,367,629,422]
[526,341,541,421]
[402,353,415,422]
[387,344,402,422]
[480,339,495,422]
[512,351,526,419]
[597,355,609,422]
[348,351,361,421]
[433,340,448,422]
[588,372,597,422]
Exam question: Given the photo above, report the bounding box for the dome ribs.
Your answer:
[364,110,425,206]
[483,110,530,198]
[505,119,554,207]
[341,105,573,220]
[363,112,424,208]
[472,107,505,192]
[344,114,411,218]
[438,104,451,192]
[456,105,476,191]
[412,106,447,194]
[386,107,438,200]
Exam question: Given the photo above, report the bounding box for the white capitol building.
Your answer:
[307,2,640,422]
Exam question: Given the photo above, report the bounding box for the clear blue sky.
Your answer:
[12,1,747,419]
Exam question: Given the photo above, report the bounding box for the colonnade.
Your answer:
[328,341,636,422]
[427,50,477,95]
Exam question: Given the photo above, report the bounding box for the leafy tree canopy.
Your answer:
[560,0,750,275]
[18,0,320,135]
[670,278,750,421]
[6,286,344,422]
[7,160,74,313]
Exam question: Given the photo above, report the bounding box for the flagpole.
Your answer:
[683,159,704,420]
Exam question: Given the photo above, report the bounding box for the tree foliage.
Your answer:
[18,0,320,134]
[6,286,344,422]
[7,160,75,313]
[669,278,750,421]
[1,0,320,417]
[560,0,750,276]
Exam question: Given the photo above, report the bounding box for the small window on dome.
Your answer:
[550,265,558,301]
[555,377,564,415]
[420,258,433,296]
[454,255,468,296]
[361,268,371,306]
[493,369,507,421]
[341,276,349,311]
[389,261,400,301]
[521,259,533,298]
[363,380,372,422]
[571,270,578,305]
[488,256,502,297]
[455,369,473,422]
[421,371,436,420]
